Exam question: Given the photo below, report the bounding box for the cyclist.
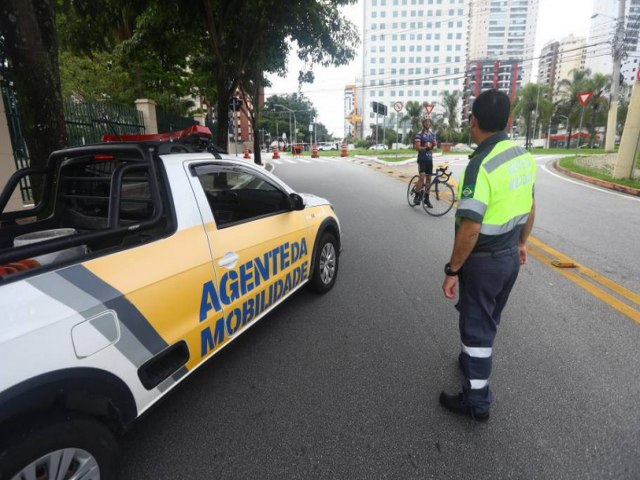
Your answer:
[413,116,437,207]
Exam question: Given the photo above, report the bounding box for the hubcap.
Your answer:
[12,448,100,480]
[319,243,336,285]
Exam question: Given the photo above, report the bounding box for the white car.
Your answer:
[368,144,388,150]
[318,142,338,151]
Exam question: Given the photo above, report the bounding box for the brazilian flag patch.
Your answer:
[462,185,474,198]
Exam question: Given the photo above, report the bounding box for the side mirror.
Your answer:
[289,193,305,211]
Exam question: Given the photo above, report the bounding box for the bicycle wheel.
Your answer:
[407,175,421,207]
[423,181,456,217]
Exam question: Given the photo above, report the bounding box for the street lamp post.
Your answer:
[274,104,297,149]
[593,2,627,150]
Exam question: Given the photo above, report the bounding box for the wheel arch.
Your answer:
[308,217,341,279]
[0,368,137,435]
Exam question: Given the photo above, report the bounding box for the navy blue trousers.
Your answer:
[456,248,520,414]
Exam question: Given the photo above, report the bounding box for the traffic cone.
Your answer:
[340,142,348,157]
[311,144,319,158]
[243,147,250,159]
[272,146,280,160]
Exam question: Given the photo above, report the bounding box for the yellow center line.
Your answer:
[528,237,640,325]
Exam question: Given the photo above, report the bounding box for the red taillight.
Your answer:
[93,155,115,161]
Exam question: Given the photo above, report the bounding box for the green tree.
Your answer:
[513,83,552,149]
[260,94,318,146]
[441,91,461,130]
[0,0,68,176]
[401,100,423,139]
[557,68,591,148]
[585,73,611,148]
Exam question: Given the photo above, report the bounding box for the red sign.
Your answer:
[577,91,592,106]
[394,101,404,112]
[424,104,435,115]
[636,68,640,82]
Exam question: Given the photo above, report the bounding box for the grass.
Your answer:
[558,156,640,190]
[530,147,608,155]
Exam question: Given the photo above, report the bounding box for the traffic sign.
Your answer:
[394,101,404,113]
[424,104,435,115]
[577,91,592,106]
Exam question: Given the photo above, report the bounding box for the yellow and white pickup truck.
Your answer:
[0,132,341,478]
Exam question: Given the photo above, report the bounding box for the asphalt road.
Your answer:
[120,155,640,479]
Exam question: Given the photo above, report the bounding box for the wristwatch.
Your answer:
[444,262,459,276]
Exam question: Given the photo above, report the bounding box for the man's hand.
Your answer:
[442,275,458,299]
[519,244,528,265]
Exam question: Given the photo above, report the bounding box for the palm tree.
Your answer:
[586,73,611,148]
[512,83,552,150]
[402,100,423,135]
[441,91,461,130]
[557,69,591,148]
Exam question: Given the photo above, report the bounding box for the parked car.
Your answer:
[0,126,341,478]
[368,144,388,150]
[318,142,339,151]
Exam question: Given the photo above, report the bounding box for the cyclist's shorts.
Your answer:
[418,157,433,174]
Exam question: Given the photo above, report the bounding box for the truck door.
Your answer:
[188,163,312,360]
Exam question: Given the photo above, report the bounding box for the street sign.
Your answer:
[577,91,592,106]
[371,101,388,116]
[424,104,435,115]
[394,101,403,113]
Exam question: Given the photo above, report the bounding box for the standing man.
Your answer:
[412,117,437,207]
[440,89,536,421]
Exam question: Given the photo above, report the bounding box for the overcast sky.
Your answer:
[265,0,596,136]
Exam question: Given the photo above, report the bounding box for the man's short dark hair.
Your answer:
[472,89,511,132]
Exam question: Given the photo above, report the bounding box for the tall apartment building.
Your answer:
[467,0,539,84]
[585,0,640,85]
[361,0,469,136]
[343,84,362,139]
[463,59,521,117]
[537,40,559,92]
[537,35,586,100]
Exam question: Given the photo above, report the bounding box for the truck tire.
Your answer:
[0,414,120,480]
[309,232,339,294]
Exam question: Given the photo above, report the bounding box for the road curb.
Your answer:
[553,161,640,197]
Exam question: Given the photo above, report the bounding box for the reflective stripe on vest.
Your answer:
[458,139,535,235]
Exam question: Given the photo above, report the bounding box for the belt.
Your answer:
[469,246,518,258]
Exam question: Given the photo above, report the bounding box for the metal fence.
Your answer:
[64,100,145,146]
[156,109,198,133]
[1,81,33,202]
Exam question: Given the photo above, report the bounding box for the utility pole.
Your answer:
[605,0,627,151]
[614,70,640,179]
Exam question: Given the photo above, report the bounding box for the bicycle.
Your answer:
[406,165,456,217]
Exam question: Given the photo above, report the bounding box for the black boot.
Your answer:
[439,392,489,422]
[413,190,422,205]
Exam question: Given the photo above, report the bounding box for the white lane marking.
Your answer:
[272,160,282,164]
[297,158,312,163]
[312,158,328,163]
[284,159,297,164]
[541,164,640,202]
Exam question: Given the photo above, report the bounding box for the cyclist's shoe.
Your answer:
[412,190,422,205]
[425,196,433,208]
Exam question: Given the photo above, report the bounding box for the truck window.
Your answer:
[196,170,289,228]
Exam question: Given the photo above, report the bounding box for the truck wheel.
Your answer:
[309,232,339,293]
[1,414,120,480]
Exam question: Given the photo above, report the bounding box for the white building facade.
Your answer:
[361,0,469,136]
[467,0,539,84]
[585,0,640,84]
